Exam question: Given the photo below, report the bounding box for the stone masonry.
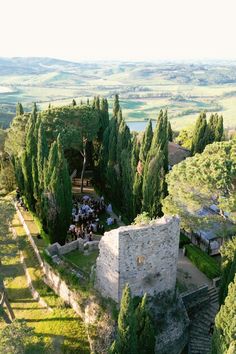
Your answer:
[96,216,180,303]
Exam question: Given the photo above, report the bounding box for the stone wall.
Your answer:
[96,216,180,303]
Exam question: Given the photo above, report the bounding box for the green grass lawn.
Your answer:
[185,244,221,280]
[0,196,90,353]
[63,249,99,278]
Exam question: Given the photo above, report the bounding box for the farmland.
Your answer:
[0,57,236,130]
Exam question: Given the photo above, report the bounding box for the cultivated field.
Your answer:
[0,58,236,130]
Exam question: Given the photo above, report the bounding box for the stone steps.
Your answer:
[188,287,219,354]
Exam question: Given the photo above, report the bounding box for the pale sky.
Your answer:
[1,0,236,62]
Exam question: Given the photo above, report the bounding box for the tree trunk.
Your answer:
[80,146,87,194]
[0,281,15,323]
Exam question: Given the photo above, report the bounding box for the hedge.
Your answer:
[185,244,221,279]
[179,233,191,248]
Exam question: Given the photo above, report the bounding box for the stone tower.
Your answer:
[95,216,180,303]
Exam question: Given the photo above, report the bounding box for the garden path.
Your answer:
[177,249,212,292]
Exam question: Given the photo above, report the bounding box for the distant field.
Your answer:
[0,58,236,130]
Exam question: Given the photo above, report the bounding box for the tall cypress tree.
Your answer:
[21,111,37,210]
[139,120,153,162]
[136,294,155,354]
[44,136,72,244]
[16,102,24,116]
[215,115,224,142]
[191,112,208,155]
[113,94,120,118]
[110,284,137,354]
[168,120,173,142]
[133,120,153,217]
[142,148,164,218]
[72,99,76,106]
[212,275,236,354]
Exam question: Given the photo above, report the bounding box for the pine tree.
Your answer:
[16,102,24,116]
[110,284,137,354]
[136,294,155,354]
[113,94,120,118]
[72,99,76,106]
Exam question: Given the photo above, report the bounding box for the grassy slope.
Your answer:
[0,195,89,354]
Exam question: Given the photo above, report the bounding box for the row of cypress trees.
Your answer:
[15,105,72,245]
[98,95,172,221]
[191,112,224,155]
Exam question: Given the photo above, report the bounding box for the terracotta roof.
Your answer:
[168,142,191,166]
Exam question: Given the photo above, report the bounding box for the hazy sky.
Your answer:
[2,0,236,62]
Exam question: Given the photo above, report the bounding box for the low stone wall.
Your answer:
[47,239,99,257]
[15,204,44,267]
[43,261,85,318]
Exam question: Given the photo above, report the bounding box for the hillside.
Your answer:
[0,57,236,130]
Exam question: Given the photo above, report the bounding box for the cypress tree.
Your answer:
[87,98,90,105]
[142,148,164,218]
[215,115,224,142]
[100,98,109,131]
[110,284,137,354]
[113,94,120,118]
[212,275,236,354]
[44,136,72,244]
[16,102,24,116]
[191,112,208,155]
[168,120,173,142]
[207,114,216,144]
[21,112,38,210]
[139,120,153,162]
[133,120,153,217]
[136,294,155,354]
[95,96,100,111]
[72,99,76,106]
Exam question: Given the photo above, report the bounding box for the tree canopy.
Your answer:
[163,140,236,231]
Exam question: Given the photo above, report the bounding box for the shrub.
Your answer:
[179,233,191,248]
[185,244,221,279]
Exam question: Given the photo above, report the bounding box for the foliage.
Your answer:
[211,275,236,354]
[0,320,34,354]
[136,294,155,354]
[133,212,151,225]
[219,236,236,305]
[175,126,194,150]
[179,233,191,248]
[44,136,72,244]
[110,284,137,354]
[16,102,24,116]
[185,244,221,279]
[163,140,236,231]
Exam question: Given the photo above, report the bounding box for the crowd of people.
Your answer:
[67,195,114,243]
